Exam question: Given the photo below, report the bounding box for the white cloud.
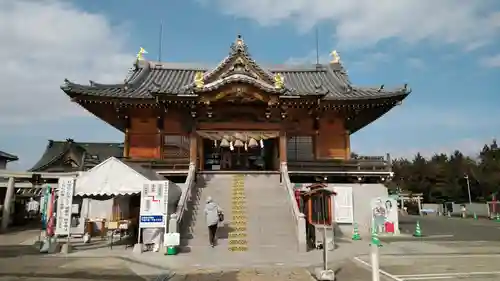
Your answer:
[479,54,500,68]
[0,0,134,125]
[208,0,500,50]
[406,58,425,70]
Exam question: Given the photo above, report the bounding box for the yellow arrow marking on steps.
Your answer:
[228,246,248,252]
[231,221,247,226]
[232,205,246,210]
[231,196,246,200]
[228,239,248,245]
[228,232,247,238]
[232,226,247,232]
[232,215,247,220]
[231,210,246,215]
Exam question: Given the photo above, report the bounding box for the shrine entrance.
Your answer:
[198,131,279,171]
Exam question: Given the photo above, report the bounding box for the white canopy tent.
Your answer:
[75,156,163,196]
[72,157,181,235]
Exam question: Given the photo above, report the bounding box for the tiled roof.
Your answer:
[30,139,123,172]
[61,36,410,101]
[0,150,18,161]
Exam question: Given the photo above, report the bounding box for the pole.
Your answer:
[371,243,380,281]
[465,175,472,205]
[322,225,327,270]
[315,27,320,65]
[158,21,163,62]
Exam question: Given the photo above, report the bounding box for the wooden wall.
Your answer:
[127,109,187,159]
[315,117,350,160]
[285,111,351,160]
[128,117,160,159]
[125,107,351,161]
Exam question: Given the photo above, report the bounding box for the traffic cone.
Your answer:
[413,221,422,237]
[370,224,381,247]
[473,213,478,220]
[371,228,382,247]
[351,223,361,241]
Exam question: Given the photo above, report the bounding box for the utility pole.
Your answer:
[464,174,472,204]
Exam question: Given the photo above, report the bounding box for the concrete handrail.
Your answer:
[280,162,307,252]
[168,163,196,233]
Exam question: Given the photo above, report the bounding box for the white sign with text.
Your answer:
[139,181,169,228]
[55,177,75,236]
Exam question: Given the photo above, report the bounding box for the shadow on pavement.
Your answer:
[0,245,41,258]
[0,221,41,235]
[171,271,239,281]
[0,271,146,281]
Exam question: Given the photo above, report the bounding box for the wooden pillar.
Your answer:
[1,177,15,232]
[198,136,204,170]
[157,116,164,159]
[123,116,130,158]
[123,128,130,158]
[279,131,287,164]
[345,130,351,159]
[189,132,198,167]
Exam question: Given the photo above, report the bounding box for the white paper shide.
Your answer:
[55,177,75,236]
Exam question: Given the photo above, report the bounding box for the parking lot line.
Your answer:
[353,257,404,281]
[401,276,456,280]
[375,253,500,259]
[396,271,500,278]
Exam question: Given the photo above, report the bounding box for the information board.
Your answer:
[55,177,75,236]
[139,181,169,228]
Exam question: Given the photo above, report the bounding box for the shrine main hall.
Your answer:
[59,35,410,173]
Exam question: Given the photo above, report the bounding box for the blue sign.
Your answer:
[140,215,164,223]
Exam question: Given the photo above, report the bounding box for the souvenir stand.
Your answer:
[73,157,181,249]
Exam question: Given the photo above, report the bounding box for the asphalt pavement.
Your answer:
[388,214,500,242]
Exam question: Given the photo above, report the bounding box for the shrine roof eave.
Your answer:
[65,89,409,106]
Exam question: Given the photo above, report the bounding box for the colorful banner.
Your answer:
[40,185,51,230]
[46,188,56,236]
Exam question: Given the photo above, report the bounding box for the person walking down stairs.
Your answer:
[204,196,223,248]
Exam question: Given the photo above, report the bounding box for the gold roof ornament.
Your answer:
[274,73,284,89]
[236,35,244,46]
[194,71,204,89]
[136,47,148,61]
[330,50,340,64]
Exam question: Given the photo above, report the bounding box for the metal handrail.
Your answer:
[169,163,196,232]
[280,162,307,252]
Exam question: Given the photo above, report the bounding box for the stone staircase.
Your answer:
[180,173,297,256]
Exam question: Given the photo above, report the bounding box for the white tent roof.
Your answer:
[75,157,158,196]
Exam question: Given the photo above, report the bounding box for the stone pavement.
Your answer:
[0,228,41,245]
[0,256,148,281]
[355,253,500,281]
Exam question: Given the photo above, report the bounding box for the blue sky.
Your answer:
[1,0,499,170]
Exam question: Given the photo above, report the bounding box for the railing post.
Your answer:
[297,213,308,252]
[168,213,178,233]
